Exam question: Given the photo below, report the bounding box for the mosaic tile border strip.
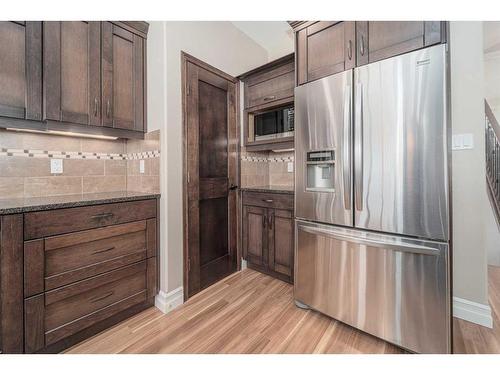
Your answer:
[0,148,160,160]
[241,155,294,163]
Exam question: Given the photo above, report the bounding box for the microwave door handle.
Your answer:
[355,82,363,211]
[343,85,352,210]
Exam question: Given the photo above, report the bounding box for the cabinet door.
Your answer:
[243,205,267,266]
[44,21,101,125]
[296,21,355,85]
[0,22,42,121]
[357,21,445,65]
[268,209,294,280]
[102,22,145,131]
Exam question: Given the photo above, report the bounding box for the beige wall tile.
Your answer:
[141,176,160,193]
[127,175,142,192]
[63,159,104,176]
[104,160,127,176]
[0,129,24,149]
[0,177,24,199]
[127,159,140,175]
[0,157,51,177]
[81,138,125,154]
[82,175,126,194]
[23,133,81,153]
[24,176,82,197]
[149,157,160,176]
[126,139,142,154]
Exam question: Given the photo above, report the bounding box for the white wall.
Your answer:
[450,22,490,306]
[147,21,269,300]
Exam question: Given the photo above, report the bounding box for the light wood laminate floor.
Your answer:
[67,267,500,354]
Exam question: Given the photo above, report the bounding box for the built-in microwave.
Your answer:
[249,106,294,142]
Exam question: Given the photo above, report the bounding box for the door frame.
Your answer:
[181,52,241,301]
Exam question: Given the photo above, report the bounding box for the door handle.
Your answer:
[354,82,363,211]
[298,224,440,256]
[92,246,115,255]
[106,99,111,118]
[262,215,267,228]
[89,291,114,303]
[263,95,276,101]
[348,40,353,60]
[263,199,274,203]
[91,212,114,220]
[229,184,238,190]
[343,83,352,210]
[269,213,274,230]
[360,35,365,56]
[94,97,98,116]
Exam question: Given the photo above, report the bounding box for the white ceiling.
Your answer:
[231,21,294,61]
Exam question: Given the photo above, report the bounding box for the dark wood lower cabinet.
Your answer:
[242,191,294,283]
[0,198,159,354]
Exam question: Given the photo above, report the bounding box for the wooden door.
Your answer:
[0,22,42,121]
[102,22,145,131]
[356,21,445,65]
[43,21,101,125]
[183,54,239,299]
[243,205,268,267]
[296,21,355,85]
[268,209,294,280]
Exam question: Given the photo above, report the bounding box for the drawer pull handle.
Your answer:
[91,213,114,220]
[92,246,115,255]
[263,95,276,101]
[263,199,274,203]
[90,291,114,303]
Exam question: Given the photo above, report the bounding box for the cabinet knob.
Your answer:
[106,100,111,118]
[348,40,353,60]
[360,35,365,56]
[263,95,276,101]
[94,97,99,116]
[263,199,274,203]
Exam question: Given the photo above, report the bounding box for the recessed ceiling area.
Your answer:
[231,21,294,61]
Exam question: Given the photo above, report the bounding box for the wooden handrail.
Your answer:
[485,99,500,140]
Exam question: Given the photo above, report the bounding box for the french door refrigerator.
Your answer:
[294,44,450,353]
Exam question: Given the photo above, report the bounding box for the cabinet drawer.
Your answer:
[242,191,294,210]
[34,219,154,291]
[24,199,157,240]
[25,261,149,351]
[245,62,294,109]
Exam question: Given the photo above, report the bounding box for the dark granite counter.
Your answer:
[240,185,294,194]
[0,191,160,215]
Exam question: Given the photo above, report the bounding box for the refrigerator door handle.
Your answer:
[297,224,440,256]
[354,82,363,211]
[343,84,352,210]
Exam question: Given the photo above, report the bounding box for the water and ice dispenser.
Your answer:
[306,150,335,192]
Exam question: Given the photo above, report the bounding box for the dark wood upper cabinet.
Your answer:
[0,21,147,138]
[44,21,101,126]
[296,21,355,85]
[102,22,145,132]
[356,21,445,65]
[0,22,42,121]
[294,21,446,84]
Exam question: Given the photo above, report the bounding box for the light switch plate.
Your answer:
[50,159,63,174]
[452,134,474,150]
[287,162,294,173]
[139,160,145,174]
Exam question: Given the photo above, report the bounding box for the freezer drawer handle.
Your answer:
[298,225,440,256]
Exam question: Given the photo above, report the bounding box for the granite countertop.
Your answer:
[240,185,294,194]
[0,191,161,215]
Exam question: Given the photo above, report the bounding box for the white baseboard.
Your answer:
[155,286,184,314]
[453,296,493,328]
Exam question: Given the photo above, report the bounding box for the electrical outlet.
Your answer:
[50,159,63,174]
[139,159,145,174]
[287,162,294,173]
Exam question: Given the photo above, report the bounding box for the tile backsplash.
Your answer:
[0,129,160,199]
[240,149,294,188]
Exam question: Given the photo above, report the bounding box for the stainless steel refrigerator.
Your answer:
[294,44,450,353]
